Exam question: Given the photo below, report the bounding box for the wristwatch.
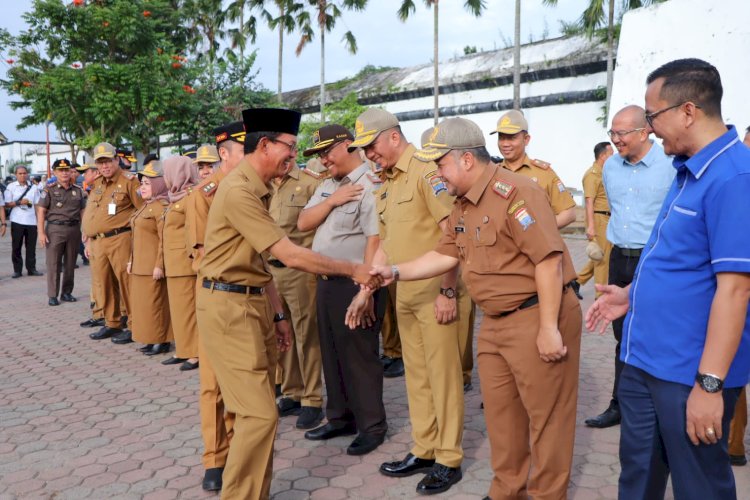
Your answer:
[391,265,400,281]
[440,287,456,299]
[695,372,723,393]
[273,312,287,323]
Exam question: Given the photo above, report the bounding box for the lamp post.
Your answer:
[45,118,51,178]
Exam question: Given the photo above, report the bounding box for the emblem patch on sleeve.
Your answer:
[514,207,535,231]
[424,170,447,196]
[40,190,47,199]
[202,181,217,196]
[492,180,515,199]
[556,179,566,193]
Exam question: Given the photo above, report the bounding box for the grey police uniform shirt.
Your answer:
[306,163,379,263]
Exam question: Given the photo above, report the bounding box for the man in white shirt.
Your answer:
[3,166,42,278]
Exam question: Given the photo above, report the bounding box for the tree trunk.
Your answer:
[513,0,521,110]
[605,0,615,120]
[433,0,439,125]
[320,24,326,122]
[277,3,284,101]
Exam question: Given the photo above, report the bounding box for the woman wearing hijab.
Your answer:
[161,156,201,371]
[128,160,173,355]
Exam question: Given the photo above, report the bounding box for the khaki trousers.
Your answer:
[479,288,581,500]
[166,275,199,359]
[729,387,747,457]
[577,213,611,295]
[130,274,173,345]
[90,232,132,329]
[396,277,465,468]
[270,265,322,407]
[197,287,277,500]
[381,283,402,358]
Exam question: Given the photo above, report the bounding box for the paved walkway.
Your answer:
[0,236,747,499]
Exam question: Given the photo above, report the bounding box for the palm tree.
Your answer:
[397,0,486,124]
[183,0,228,82]
[255,1,306,101]
[542,0,665,114]
[513,0,520,110]
[296,0,368,122]
[225,0,259,86]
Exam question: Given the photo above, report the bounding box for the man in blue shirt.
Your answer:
[585,105,674,429]
[587,58,750,499]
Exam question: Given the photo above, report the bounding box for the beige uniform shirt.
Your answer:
[198,160,286,286]
[185,169,227,256]
[129,199,168,276]
[269,166,320,248]
[500,155,575,216]
[82,169,144,236]
[162,199,195,278]
[582,163,610,212]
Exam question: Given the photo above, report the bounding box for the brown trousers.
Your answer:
[166,275,199,359]
[130,274,173,345]
[729,387,747,457]
[577,213,612,295]
[45,224,80,298]
[381,283,402,358]
[270,266,322,407]
[196,286,277,500]
[90,232,132,329]
[479,288,581,500]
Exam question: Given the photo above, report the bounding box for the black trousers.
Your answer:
[11,222,37,274]
[316,277,387,436]
[608,246,642,403]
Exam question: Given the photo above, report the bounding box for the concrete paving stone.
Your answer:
[310,486,348,499]
[164,473,202,490]
[269,479,292,495]
[1,469,36,484]
[119,468,154,484]
[54,486,93,499]
[272,489,309,500]
[275,467,309,481]
[81,471,119,488]
[154,465,189,481]
[329,473,364,488]
[142,489,179,500]
[6,479,45,497]
[129,477,169,495]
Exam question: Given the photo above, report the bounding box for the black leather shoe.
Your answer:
[90,326,121,340]
[11,272,21,279]
[162,356,187,365]
[120,315,128,328]
[731,454,747,466]
[60,293,77,302]
[140,344,155,353]
[202,467,224,491]
[28,270,43,276]
[571,279,583,300]
[145,343,171,356]
[304,422,357,441]
[80,318,105,328]
[277,397,302,417]
[380,453,436,477]
[585,402,621,428]
[48,297,60,306]
[347,433,385,456]
[296,406,323,429]
[111,330,133,344]
[383,357,405,378]
[416,463,462,495]
[180,360,199,371]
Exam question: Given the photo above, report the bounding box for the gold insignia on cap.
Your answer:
[312,130,320,145]
[97,145,105,153]
[355,120,364,135]
[500,116,512,127]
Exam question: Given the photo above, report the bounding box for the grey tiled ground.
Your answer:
[0,235,747,499]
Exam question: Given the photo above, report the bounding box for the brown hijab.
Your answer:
[163,156,199,203]
[148,176,169,202]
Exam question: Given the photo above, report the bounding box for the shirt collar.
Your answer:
[673,125,739,179]
[390,144,417,177]
[286,166,300,181]
[464,163,499,206]
[238,159,271,199]
[500,154,532,173]
[621,140,662,168]
[345,163,370,184]
[103,168,122,184]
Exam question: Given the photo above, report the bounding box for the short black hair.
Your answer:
[745,125,750,134]
[455,146,492,164]
[646,58,722,118]
[593,142,611,160]
[244,131,281,154]
[142,153,159,165]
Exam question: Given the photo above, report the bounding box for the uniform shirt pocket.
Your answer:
[334,200,358,230]
[395,189,415,221]
[474,225,499,272]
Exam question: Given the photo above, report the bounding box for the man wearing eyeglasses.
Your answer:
[584,105,674,430]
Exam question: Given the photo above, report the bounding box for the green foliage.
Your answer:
[463,46,478,55]
[296,92,367,161]
[326,64,396,91]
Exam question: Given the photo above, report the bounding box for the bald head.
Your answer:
[613,105,647,129]
[609,105,651,163]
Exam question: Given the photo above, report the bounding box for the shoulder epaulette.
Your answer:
[124,172,136,180]
[201,181,218,197]
[531,158,551,170]
[366,172,383,184]
[492,180,515,199]
[302,168,324,180]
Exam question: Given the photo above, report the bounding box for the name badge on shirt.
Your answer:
[454,226,466,233]
[108,202,117,215]
[321,193,331,198]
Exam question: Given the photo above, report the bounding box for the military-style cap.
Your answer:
[117,149,137,163]
[213,121,246,145]
[93,142,117,160]
[414,117,486,162]
[139,160,164,178]
[348,108,399,151]
[586,241,604,262]
[420,127,434,148]
[302,125,354,157]
[241,108,301,136]
[184,150,197,160]
[491,109,528,135]
[194,144,219,163]
[75,163,95,172]
[52,158,72,170]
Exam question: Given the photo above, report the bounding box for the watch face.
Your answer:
[699,374,721,393]
[442,288,455,298]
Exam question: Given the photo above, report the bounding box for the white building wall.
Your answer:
[0,142,71,177]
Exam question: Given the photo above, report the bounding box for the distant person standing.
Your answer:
[36,159,85,306]
[3,165,42,278]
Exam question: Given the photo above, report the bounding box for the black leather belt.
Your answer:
[94,226,131,239]
[614,245,642,258]
[318,274,348,281]
[594,210,611,216]
[48,220,80,226]
[496,281,574,318]
[202,279,264,295]
[267,259,286,268]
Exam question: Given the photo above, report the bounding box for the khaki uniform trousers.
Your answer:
[479,288,581,500]
[577,213,612,295]
[381,283,402,358]
[270,265,323,407]
[166,275,199,359]
[45,224,80,298]
[130,274,173,345]
[397,277,466,468]
[196,279,235,469]
[729,387,747,457]
[88,251,104,320]
[90,232,132,329]
[196,287,278,500]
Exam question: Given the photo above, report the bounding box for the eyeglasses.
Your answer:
[269,138,298,154]
[318,141,344,160]
[645,102,701,128]
[607,128,646,139]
